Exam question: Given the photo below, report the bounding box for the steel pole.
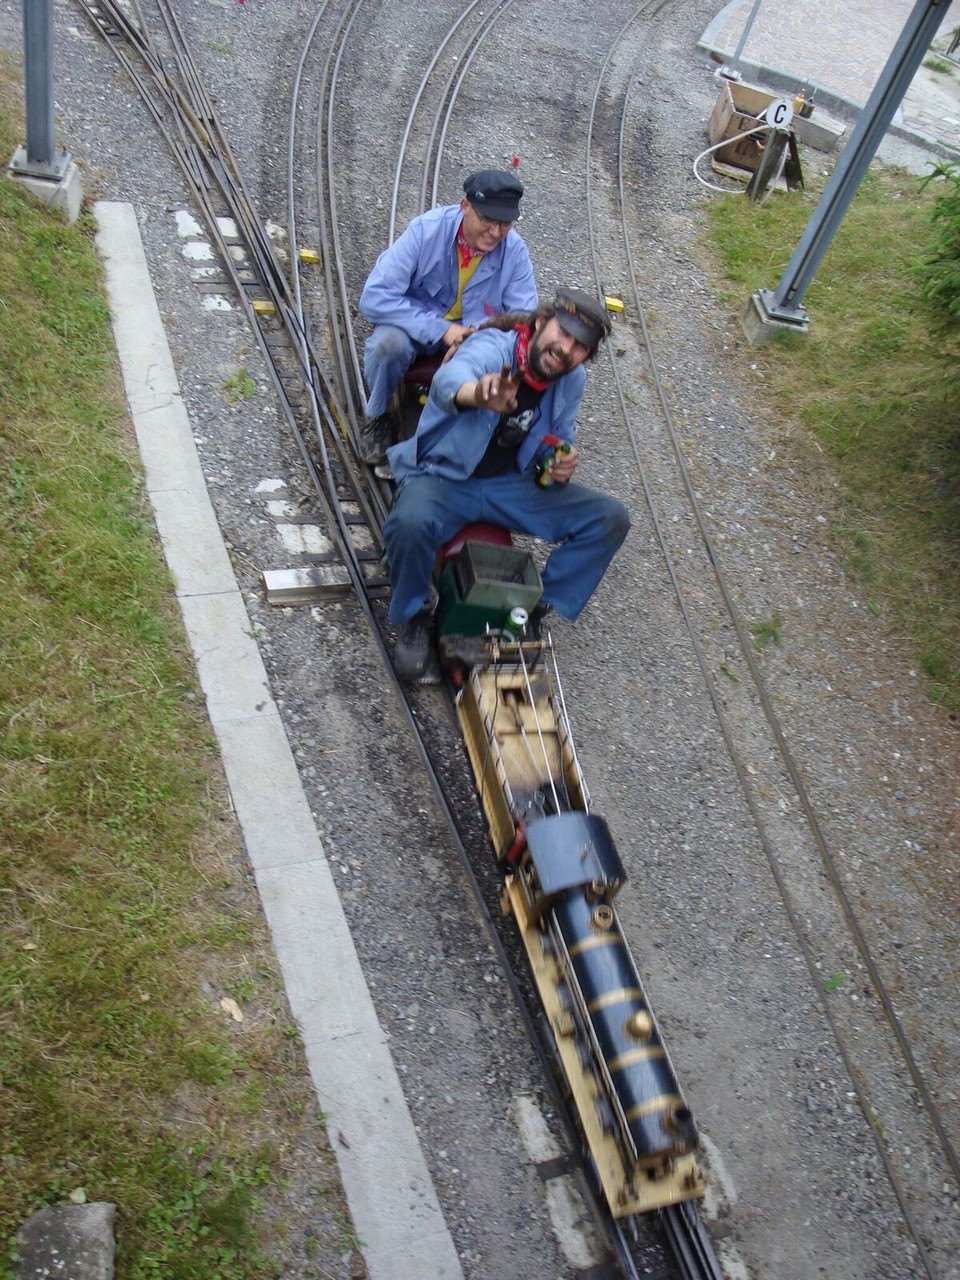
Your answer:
[730,0,764,77]
[11,0,70,178]
[761,0,949,324]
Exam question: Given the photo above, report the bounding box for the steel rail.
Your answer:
[161,0,390,563]
[385,0,502,238]
[421,0,520,214]
[610,33,960,1203]
[286,1,396,532]
[75,2,717,1274]
[299,5,681,1275]
[578,2,950,1275]
[314,0,368,425]
[297,5,710,1273]
[287,5,653,1275]
[574,9,729,1273]
[73,0,389,589]
[612,46,942,1280]
[282,0,386,531]
[71,0,518,975]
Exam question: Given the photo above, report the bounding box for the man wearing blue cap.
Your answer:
[358,169,538,465]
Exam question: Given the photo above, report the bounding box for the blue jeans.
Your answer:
[363,325,441,418]
[384,473,630,624]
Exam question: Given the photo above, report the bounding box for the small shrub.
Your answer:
[917,161,960,325]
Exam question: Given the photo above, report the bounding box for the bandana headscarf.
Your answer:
[514,324,548,391]
[456,222,484,268]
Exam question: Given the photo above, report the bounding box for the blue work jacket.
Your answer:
[359,204,538,347]
[388,327,586,483]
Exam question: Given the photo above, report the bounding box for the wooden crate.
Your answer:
[708,79,778,173]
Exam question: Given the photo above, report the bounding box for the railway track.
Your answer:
[294,11,960,1272]
[580,13,958,1280]
[74,1,716,1275]
[70,1,958,1277]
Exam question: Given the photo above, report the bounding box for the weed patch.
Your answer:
[706,165,960,709]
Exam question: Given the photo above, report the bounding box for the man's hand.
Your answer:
[453,366,520,413]
[547,443,579,484]
[474,366,519,414]
[442,322,476,351]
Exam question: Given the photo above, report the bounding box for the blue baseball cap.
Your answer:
[554,288,612,350]
[463,169,524,222]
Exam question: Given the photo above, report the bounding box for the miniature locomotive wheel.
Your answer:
[591,903,615,931]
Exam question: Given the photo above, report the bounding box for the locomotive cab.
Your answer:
[434,524,545,673]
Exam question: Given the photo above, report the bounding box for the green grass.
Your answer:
[0,59,349,1279]
[705,164,960,710]
[749,616,783,650]
[223,366,256,403]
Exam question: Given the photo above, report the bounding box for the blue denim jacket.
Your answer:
[359,204,538,347]
[387,327,586,483]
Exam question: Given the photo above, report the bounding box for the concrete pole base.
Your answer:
[7,152,84,223]
[15,1203,116,1280]
[739,288,810,345]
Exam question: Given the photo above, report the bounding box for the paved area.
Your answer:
[700,0,960,157]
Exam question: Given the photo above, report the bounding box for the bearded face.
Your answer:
[527,315,592,382]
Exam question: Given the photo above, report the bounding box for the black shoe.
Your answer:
[394,608,435,679]
[359,412,395,464]
[527,602,551,640]
[417,651,442,686]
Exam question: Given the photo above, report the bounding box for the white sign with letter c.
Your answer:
[761,97,794,128]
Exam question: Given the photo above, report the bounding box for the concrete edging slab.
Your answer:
[93,199,464,1280]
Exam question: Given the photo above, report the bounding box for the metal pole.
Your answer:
[10,0,70,179]
[728,0,764,79]
[759,0,949,325]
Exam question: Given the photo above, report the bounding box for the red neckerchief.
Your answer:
[514,324,549,391]
[456,221,484,269]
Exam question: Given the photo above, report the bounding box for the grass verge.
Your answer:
[704,162,960,711]
[0,56,357,1280]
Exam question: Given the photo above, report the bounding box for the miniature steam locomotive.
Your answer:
[435,523,705,1217]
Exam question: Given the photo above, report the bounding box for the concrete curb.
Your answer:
[93,200,464,1280]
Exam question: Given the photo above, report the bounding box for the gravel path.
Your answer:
[5,1,958,1277]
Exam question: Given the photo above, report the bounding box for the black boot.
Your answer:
[527,602,551,640]
[358,412,395,465]
[394,607,435,679]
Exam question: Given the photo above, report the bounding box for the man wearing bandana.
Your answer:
[358,169,538,466]
[384,289,631,679]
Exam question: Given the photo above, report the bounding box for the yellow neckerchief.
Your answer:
[444,221,484,321]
